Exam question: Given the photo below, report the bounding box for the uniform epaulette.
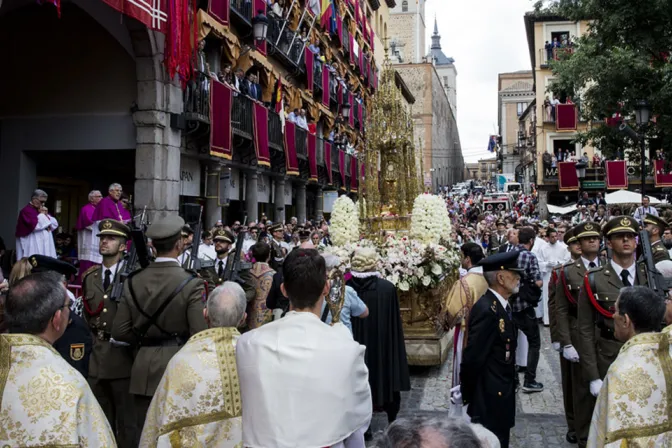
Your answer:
[654,246,667,252]
[81,265,100,279]
[490,300,498,314]
[586,264,604,275]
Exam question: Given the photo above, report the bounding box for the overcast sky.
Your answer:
[424,0,534,164]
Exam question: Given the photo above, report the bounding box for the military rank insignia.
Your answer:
[70,343,85,361]
[499,318,505,333]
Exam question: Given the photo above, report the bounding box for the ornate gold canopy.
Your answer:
[360,58,421,234]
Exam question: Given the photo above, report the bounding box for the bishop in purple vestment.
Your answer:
[76,190,103,280]
[15,189,58,259]
[92,183,128,223]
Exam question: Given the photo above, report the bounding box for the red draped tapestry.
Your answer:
[210,80,233,160]
[655,160,672,187]
[102,0,168,32]
[208,0,229,25]
[324,142,333,185]
[322,68,330,107]
[605,160,627,189]
[283,121,300,176]
[252,103,271,166]
[558,162,579,191]
[253,0,267,55]
[350,157,358,193]
[339,150,346,188]
[337,15,343,43]
[305,52,314,90]
[307,134,318,182]
[556,104,577,131]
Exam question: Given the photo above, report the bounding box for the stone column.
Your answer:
[315,186,324,222]
[274,177,286,224]
[205,162,222,228]
[246,171,259,223]
[296,182,307,224]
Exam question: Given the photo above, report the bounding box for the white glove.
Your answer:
[563,345,580,362]
[450,385,462,404]
[552,342,562,352]
[590,379,603,397]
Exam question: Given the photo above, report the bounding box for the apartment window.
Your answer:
[402,0,408,12]
[517,102,527,117]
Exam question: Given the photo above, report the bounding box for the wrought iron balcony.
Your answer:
[231,0,252,25]
[268,110,283,151]
[317,137,325,166]
[296,126,308,159]
[385,0,396,7]
[267,12,306,73]
[313,59,323,97]
[369,0,381,10]
[232,95,253,139]
[345,154,352,174]
[539,47,575,68]
[331,144,340,172]
[342,27,351,57]
[182,73,210,134]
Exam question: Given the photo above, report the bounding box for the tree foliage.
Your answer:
[536,0,672,159]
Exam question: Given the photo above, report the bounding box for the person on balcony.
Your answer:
[545,41,553,63]
[296,109,308,130]
[232,68,245,95]
[287,108,298,123]
[218,63,233,86]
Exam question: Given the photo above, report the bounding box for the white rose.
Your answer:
[399,280,410,291]
[431,263,442,276]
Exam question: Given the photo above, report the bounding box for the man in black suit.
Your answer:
[489,219,508,254]
[498,228,519,254]
[460,251,522,448]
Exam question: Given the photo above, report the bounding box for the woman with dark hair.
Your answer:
[246,242,275,330]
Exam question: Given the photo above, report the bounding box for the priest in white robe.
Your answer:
[76,190,103,278]
[15,189,58,260]
[538,229,569,325]
[588,286,670,447]
[0,271,115,446]
[236,248,371,448]
[140,282,247,447]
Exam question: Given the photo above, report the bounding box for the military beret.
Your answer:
[181,225,194,237]
[298,229,311,240]
[213,229,235,243]
[604,216,639,237]
[643,213,667,232]
[146,215,185,240]
[29,255,77,277]
[563,227,577,245]
[97,219,131,238]
[268,223,283,233]
[477,251,524,273]
[574,222,602,240]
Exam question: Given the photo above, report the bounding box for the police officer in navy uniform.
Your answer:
[461,251,522,448]
[28,255,93,378]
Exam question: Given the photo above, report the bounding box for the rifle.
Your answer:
[110,207,149,301]
[188,206,204,271]
[223,216,247,285]
[639,229,670,299]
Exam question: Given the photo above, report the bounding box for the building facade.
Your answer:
[477,157,497,181]
[497,71,534,178]
[428,18,457,117]
[0,0,385,249]
[388,0,426,64]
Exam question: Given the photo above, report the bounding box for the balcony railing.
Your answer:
[267,12,306,68]
[542,102,582,125]
[268,110,283,150]
[342,26,351,56]
[331,144,339,172]
[317,137,325,166]
[539,47,575,67]
[296,126,308,159]
[183,73,210,124]
[231,0,252,24]
[313,58,323,96]
[345,154,352,174]
[232,95,253,138]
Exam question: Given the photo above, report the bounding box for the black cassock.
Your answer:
[460,289,517,443]
[348,276,410,408]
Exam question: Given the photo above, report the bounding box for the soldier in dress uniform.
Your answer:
[268,223,290,270]
[489,219,508,255]
[199,228,235,289]
[577,216,648,402]
[461,250,522,448]
[29,255,93,379]
[111,215,207,434]
[177,224,194,268]
[555,222,602,447]
[642,213,671,263]
[81,219,137,447]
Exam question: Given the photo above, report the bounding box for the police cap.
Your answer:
[477,251,524,273]
[603,216,639,237]
[97,219,130,238]
[643,213,667,233]
[29,255,77,277]
[268,223,283,233]
[146,215,185,240]
[213,229,235,244]
[574,222,602,240]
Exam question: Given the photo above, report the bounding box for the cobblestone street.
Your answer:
[369,327,573,447]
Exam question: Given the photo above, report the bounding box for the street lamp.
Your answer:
[635,99,651,202]
[252,11,269,41]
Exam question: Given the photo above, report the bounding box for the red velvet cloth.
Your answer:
[252,103,271,166]
[558,161,579,191]
[308,134,318,182]
[305,51,314,89]
[102,0,168,32]
[322,68,330,107]
[337,15,343,43]
[208,0,229,25]
[253,0,267,55]
[283,121,300,176]
[210,80,233,160]
[325,142,333,185]
[339,150,346,188]
[605,160,627,189]
[350,157,358,192]
[556,104,577,131]
[655,160,672,187]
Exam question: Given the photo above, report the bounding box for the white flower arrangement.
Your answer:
[330,195,360,246]
[410,194,452,245]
